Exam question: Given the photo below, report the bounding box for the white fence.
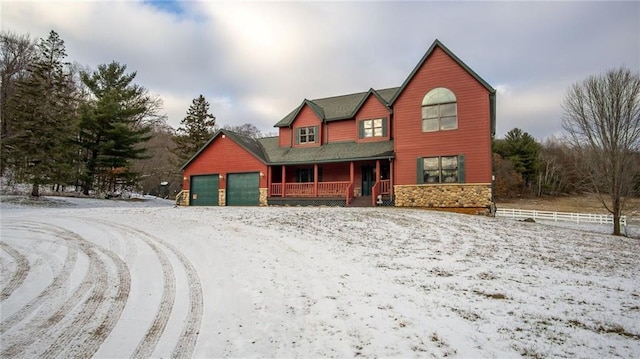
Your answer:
[496,208,627,227]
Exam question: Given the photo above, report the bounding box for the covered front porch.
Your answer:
[267,159,393,206]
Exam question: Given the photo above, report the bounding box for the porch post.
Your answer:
[281,165,286,198]
[375,160,381,183]
[390,159,394,197]
[313,164,318,197]
[267,166,272,196]
[350,161,354,184]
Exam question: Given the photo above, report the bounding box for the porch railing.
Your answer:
[270,183,283,196]
[346,182,354,206]
[270,181,351,197]
[380,180,391,195]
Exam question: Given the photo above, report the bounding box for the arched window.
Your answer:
[421,87,457,132]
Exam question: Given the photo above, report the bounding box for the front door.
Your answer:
[361,165,374,196]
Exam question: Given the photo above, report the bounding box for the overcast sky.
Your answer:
[3,1,639,140]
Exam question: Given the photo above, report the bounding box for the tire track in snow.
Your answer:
[0,241,30,301]
[88,220,177,359]
[0,224,79,335]
[95,220,203,358]
[0,225,101,357]
[0,222,130,359]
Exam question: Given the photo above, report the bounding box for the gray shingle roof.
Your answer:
[274,87,399,127]
[181,129,394,170]
[257,137,394,165]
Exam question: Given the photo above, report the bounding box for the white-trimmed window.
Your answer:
[358,118,387,138]
[296,126,317,144]
[422,87,457,132]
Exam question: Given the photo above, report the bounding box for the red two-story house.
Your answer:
[180,39,496,211]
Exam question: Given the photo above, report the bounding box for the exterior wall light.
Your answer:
[219,174,224,180]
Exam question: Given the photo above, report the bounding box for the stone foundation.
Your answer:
[177,190,190,206]
[218,189,226,206]
[259,188,268,206]
[394,184,492,209]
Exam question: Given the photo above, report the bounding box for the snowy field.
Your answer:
[1,196,638,358]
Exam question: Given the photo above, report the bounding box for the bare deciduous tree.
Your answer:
[1,31,36,176]
[562,67,640,235]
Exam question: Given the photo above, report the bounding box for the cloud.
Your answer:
[2,0,638,139]
[495,83,568,140]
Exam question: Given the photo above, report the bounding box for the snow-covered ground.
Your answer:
[1,196,638,358]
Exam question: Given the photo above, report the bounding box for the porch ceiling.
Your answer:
[258,137,394,165]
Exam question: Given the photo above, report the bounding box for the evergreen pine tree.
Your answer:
[174,94,216,164]
[7,30,77,196]
[78,61,153,195]
[494,128,541,190]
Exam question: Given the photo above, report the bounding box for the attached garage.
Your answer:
[226,172,259,206]
[189,175,219,206]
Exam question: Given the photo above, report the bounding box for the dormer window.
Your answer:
[358,118,388,139]
[296,126,318,144]
[422,87,457,132]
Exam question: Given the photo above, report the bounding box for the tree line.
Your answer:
[1,29,263,198]
[495,65,639,235]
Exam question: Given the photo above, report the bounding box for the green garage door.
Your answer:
[190,175,219,206]
[226,172,259,206]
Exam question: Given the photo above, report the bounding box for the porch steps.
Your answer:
[349,196,373,207]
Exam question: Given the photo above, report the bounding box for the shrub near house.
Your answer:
[181,40,496,210]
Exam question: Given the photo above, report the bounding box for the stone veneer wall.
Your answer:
[259,188,268,206]
[177,190,190,206]
[394,184,492,208]
[218,189,226,206]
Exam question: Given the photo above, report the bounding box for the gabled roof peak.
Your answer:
[389,39,495,105]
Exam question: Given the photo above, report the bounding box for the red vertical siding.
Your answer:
[320,163,350,181]
[292,105,322,148]
[393,46,492,185]
[279,127,292,147]
[183,135,267,190]
[327,119,355,143]
[355,94,391,143]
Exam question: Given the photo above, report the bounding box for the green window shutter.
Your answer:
[294,128,300,145]
[314,125,319,143]
[382,118,388,137]
[458,155,466,183]
[417,157,424,184]
[358,120,365,139]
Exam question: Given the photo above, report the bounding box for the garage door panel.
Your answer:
[227,173,259,206]
[190,175,219,206]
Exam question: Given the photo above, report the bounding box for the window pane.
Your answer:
[373,119,382,128]
[422,118,438,132]
[422,87,456,106]
[308,134,315,142]
[424,170,440,183]
[423,157,439,170]
[440,103,456,117]
[442,169,458,183]
[441,156,458,169]
[422,105,438,119]
[363,120,372,130]
[364,128,373,137]
[440,116,457,130]
[299,128,306,136]
[373,128,383,137]
[308,127,315,135]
